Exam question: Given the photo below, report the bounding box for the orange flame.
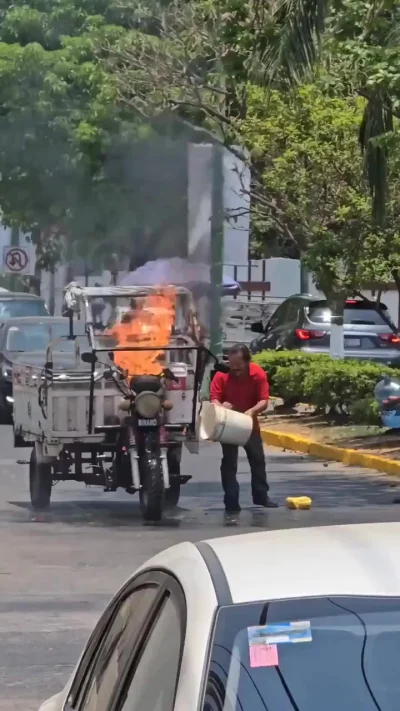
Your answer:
[108,288,176,376]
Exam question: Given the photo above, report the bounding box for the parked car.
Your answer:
[0,316,83,423]
[0,291,48,323]
[39,522,400,711]
[250,294,400,363]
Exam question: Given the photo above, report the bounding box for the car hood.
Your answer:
[6,351,92,371]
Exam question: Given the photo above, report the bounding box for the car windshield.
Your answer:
[309,301,392,326]
[203,596,400,711]
[0,298,48,319]
[5,322,84,352]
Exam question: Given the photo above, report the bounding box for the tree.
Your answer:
[238,82,400,349]
[0,0,159,268]
[259,0,400,227]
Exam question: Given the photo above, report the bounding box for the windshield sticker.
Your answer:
[249,642,279,668]
[248,620,312,646]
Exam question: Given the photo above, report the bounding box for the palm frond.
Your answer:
[255,0,332,85]
[359,94,393,226]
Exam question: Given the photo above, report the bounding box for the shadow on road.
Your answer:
[9,499,189,528]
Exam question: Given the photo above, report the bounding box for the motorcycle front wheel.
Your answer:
[138,452,165,521]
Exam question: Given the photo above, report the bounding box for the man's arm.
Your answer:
[209,372,232,408]
[245,371,269,417]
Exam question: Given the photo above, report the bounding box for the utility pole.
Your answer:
[300,262,309,294]
[10,225,19,292]
[209,145,224,359]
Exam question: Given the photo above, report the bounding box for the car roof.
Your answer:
[0,292,44,299]
[3,316,67,327]
[204,523,400,603]
[286,294,384,308]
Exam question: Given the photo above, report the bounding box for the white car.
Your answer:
[40,522,400,711]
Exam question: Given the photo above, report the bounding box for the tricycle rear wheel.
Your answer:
[29,447,52,510]
[165,444,182,508]
[139,453,165,521]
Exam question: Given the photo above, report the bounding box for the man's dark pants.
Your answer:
[221,431,269,509]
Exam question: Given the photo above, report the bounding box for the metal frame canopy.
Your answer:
[63,283,192,300]
[60,282,208,434]
[62,281,195,337]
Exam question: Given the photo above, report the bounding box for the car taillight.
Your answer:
[295,329,326,340]
[379,333,400,344]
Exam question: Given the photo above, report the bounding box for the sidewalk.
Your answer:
[260,409,400,477]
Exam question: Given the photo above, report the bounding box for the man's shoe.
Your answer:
[253,495,278,508]
[225,503,241,515]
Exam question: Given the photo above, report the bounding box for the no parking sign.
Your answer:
[3,246,35,275]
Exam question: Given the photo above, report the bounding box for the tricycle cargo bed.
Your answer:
[12,361,122,441]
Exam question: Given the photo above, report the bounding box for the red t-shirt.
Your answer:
[210,363,269,423]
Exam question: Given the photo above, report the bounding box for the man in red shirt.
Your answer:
[210,344,278,514]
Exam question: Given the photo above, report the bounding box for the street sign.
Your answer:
[3,246,35,275]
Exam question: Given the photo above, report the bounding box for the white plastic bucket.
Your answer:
[199,402,253,446]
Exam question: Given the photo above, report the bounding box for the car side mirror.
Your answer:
[250,322,264,334]
[81,352,98,364]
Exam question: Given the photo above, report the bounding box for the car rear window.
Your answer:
[0,298,48,319]
[203,595,400,711]
[308,301,391,326]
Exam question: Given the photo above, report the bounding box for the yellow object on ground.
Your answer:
[260,427,400,477]
[286,496,312,510]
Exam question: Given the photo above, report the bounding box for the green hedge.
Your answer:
[252,351,329,401]
[253,350,393,425]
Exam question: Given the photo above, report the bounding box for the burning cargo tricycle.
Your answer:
[12,283,211,521]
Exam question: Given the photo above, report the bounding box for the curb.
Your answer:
[260,428,400,477]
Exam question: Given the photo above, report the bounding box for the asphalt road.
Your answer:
[2,424,400,709]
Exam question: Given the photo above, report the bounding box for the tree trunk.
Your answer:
[328,292,346,359]
[393,270,400,330]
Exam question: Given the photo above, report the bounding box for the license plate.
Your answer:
[345,338,361,348]
[137,419,157,427]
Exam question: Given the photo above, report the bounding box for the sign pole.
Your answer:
[210,145,224,359]
[10,226,19,291]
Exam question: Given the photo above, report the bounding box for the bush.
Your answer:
[253,349,395,425]
[252,351,329,399]
[302,360,393,413]
[348,398,381,426]
[273,362,310,404]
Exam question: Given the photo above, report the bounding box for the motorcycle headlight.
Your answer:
[135,391,162,418]
[1,363,12,380]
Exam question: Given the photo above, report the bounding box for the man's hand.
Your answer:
[245,400,268,418]
[210,400,233,410]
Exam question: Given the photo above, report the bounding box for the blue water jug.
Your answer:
[374,375,400,429]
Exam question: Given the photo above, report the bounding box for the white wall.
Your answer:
[187,144,250,265]
[224,258,301,301]
[223,149,250,266]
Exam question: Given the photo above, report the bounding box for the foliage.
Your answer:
[348,397,381,426]
[240,83,379,296]
[111,0,273,142]
[301,359,392,412]
[260,0,400,227]
[254,349,393,424]
[252,350,329,398]
[0,0,150,267]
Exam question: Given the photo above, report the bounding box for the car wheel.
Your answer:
[29,447,52,510]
